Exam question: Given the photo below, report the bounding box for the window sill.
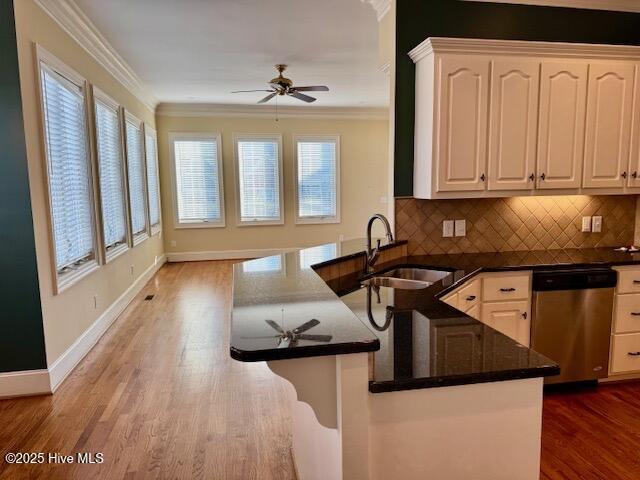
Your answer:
[151,224,162,236]
[56,259,100,295]
[174,221,225,230]
[237,219,284,227]
[295,216,341,225]
[133,231,149,246]
[105,243,130,263]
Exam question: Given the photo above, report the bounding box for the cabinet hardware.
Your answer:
[522,312,527,319]
[528,173,535,182]
[633,280,640,284]
[540,173,546,181]
[499,287,516,292]
[480,173,486,182]
[622,171,628,179]
[633,171,638,179]
[631,312,640,316]
[466,295,476,301]
[628,352,640,356]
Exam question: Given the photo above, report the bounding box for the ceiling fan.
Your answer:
[231,64,329,104]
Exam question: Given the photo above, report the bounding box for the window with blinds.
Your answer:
[39,59,97,282]
[94,91,128,255]
[299,243,338,269]
[171,134,224,226]
[125,114,148,239]
[242,255,283,273]
[295,136,340,223]
[145,127,161,230]
[235,135,283,224]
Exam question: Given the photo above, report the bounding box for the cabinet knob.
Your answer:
[528,173,535,182]
[466,295,476,301]
[522,312,528,320]
[622,171,628,179]
[633,171,638,179]
[480,173,486,182]
[500,287,516,292]
[540,173,546,181]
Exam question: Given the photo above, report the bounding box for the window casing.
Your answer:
[37,47,99,293]
[93,87,129,260]
[234,134,284,226]
[145,126,161,234]
[294,135,340,224]
[169,133,225,228]
[124,112,149,244]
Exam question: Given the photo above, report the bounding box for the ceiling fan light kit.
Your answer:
[231,64,330,104]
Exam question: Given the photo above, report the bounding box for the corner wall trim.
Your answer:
[166,249,299,262]
[47,254,167,392]
[0,369,51,399]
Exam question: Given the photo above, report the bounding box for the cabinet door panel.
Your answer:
[583,63,635,188]
[537,61,588,189]
[481,300,530,347]
[436,55,490,192]
[488,59,540,191]
[626,65,640,188]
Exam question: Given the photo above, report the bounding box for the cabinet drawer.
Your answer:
[611,333,640,374]
[466,303,480,320]
[458,279,481,312]
[441,291,458,309]
[615,268,640,294]
[614,294,640,333]
[482,273,531,302]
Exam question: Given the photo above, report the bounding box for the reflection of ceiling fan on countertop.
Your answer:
[231,64,329,104]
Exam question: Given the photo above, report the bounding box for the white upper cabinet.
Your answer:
[436,56,490,192]
[488,59,540,191]
[410,38,640,199]
[583,63,636,188]
[536,61,588,190]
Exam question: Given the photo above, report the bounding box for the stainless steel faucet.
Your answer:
[366,214,394,274]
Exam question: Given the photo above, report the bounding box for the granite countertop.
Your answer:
[231,242,640,393]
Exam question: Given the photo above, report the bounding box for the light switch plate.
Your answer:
[454,219,466,237]
[443,220,454,238]
[581,216,592,233]
[592,216,602,233]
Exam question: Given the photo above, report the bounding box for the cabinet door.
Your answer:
[481,300,531,347]
[627,65,640,187]
[488,59,540,191]
[536,61,588,189]
[583,62,635,188]
[436,55,490,192]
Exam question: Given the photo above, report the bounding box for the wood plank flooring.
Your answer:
[1,259,640,479]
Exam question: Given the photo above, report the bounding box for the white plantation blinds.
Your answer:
[172,137,223,224]
[145,130,160,227]
[94,97,127,251]
[125,117,147,236]
[40,64,96,272]
[296,138,338,221]
[236,137,282,223]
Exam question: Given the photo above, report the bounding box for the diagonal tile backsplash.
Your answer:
[396,196,637,256]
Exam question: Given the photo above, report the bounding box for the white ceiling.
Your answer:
[73,0,389,108]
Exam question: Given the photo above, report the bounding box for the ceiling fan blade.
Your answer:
[258,92,277,104]
[289,91,316,103]
[296,334,333,343]
[292,319,320,334]
[230,89,274,93]
[291,86,329,92]
[265,319,285,334]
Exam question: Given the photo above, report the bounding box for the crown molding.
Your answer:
[156,103,389,120]
[360,0,392,21]
[409,37,640,63]
[463,0,640,12]
[34,0,157,111]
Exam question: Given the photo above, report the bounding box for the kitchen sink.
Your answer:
[361,268,451,290]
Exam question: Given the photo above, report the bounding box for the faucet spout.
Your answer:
[366,214,394,274]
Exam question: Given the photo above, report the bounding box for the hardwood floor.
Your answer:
[0,261,295,480]
[2,259,640,479]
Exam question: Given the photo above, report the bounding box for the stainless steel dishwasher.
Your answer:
[531,268,617,385]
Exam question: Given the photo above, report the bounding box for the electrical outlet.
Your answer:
[170,240,177,247]
[592,216,603,233]
[379,196,388,204]
[338,234,345,242]
[443,220,454,238]
[581,216,592,233]
[454,220,466,237]
[129,265,134,277]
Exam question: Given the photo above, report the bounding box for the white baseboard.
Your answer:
[47,254,167,392]
[166,248,299,262]
[0,369,51,399]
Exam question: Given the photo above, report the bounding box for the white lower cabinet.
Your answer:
[480,301,531,348]
[611,333,640,374]
[610,267,640,376]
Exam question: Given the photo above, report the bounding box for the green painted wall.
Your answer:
[0,1,47,371]
[395,0,640,197]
